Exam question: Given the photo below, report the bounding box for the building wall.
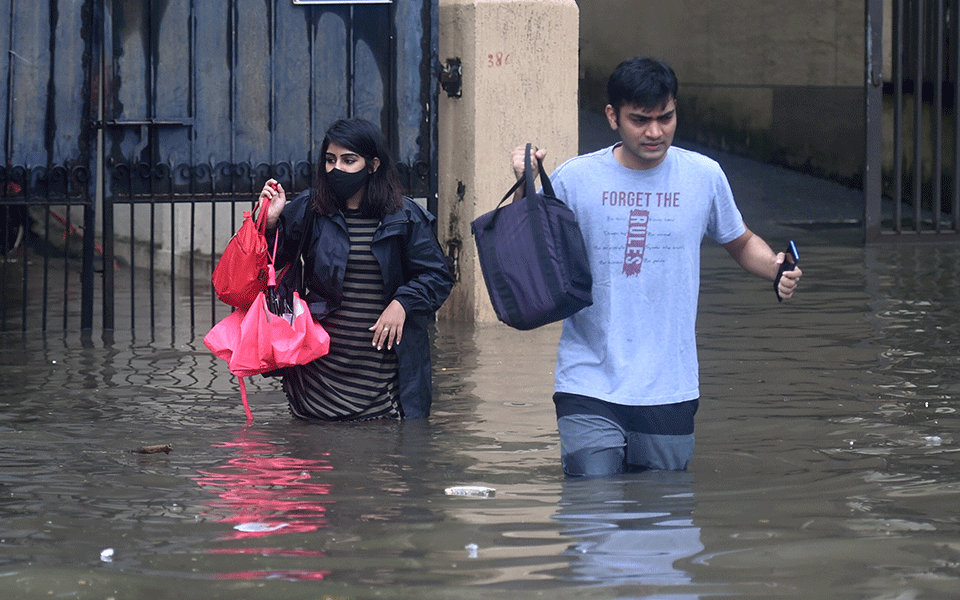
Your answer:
[577,0,865,187]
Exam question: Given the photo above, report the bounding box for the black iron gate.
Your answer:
[866,0,960,242]
[1,1,97,333]
[1,0,437,335]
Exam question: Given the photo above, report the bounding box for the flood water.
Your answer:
[2,218,960,599]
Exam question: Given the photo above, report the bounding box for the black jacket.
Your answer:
[273,192,454,418]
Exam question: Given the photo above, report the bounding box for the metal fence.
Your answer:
[101,159,317,335]
[866,0,960,242]
[1,166,94,332]
[1,0,438,335]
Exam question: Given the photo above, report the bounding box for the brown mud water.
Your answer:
[1,221,959,599]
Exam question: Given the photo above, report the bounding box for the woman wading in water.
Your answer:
[259,118,454,421]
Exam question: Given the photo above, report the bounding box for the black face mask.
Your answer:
[326,168,370,203]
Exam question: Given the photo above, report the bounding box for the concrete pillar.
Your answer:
[436,0,579,323]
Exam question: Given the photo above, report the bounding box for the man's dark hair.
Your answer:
[313,117,404,219]
[607,57,678,111]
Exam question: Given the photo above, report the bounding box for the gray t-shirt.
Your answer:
[551,144,746,406]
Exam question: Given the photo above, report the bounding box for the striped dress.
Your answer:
[283,209,400,421]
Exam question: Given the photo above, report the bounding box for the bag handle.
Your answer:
[500,143,554,205]
[486,143,554,230]
[252,194,271,235]
[523,142,555,200]
[267,196,315,295]
[253,194,281,287]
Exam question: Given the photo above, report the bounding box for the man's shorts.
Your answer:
[553,392,699,477]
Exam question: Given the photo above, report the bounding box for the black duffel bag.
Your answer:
[471,143,592,330]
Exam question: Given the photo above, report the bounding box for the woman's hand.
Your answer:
[369,299,406,350]
[258,179,287,229]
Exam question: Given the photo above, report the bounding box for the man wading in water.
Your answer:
[511,57,802,477]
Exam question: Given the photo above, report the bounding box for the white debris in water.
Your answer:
[234,522,288,533]
[445,485,496,498]
[924,436,943,446]
[100,548,114,562]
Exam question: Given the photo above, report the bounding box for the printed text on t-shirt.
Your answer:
[603,191,680,208]
[623,210,648,276]
[609,190,681,276]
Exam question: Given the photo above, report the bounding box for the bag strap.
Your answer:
[266,228,280,286]
[266,196,313,293]
[523,142,555,199]
[238,376,253,425]
[252,194,270,235]
[253,194,282,286]
[485,143,554,230]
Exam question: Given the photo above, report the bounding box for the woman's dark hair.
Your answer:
[312,117,404,219]
[607,57,678,112]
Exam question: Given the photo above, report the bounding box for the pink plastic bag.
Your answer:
[204,291,330,423]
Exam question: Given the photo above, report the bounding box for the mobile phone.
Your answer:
[774,240,799,302]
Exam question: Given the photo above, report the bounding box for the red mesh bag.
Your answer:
[212,199,274,309]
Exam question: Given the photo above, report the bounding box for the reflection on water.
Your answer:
[193,429,334,581]
[194,430,333,539]
[554,473,703,591]
[0,237,959,598]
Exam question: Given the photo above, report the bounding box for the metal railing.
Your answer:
[0,165,95,333]
[867,0,960,242]
[0,160,319,336]
[101,159,316,335]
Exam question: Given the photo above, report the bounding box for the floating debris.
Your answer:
[100,548,114,562]
[127,444,172,455]
[234,522,288,533]
[444,485,496,498]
